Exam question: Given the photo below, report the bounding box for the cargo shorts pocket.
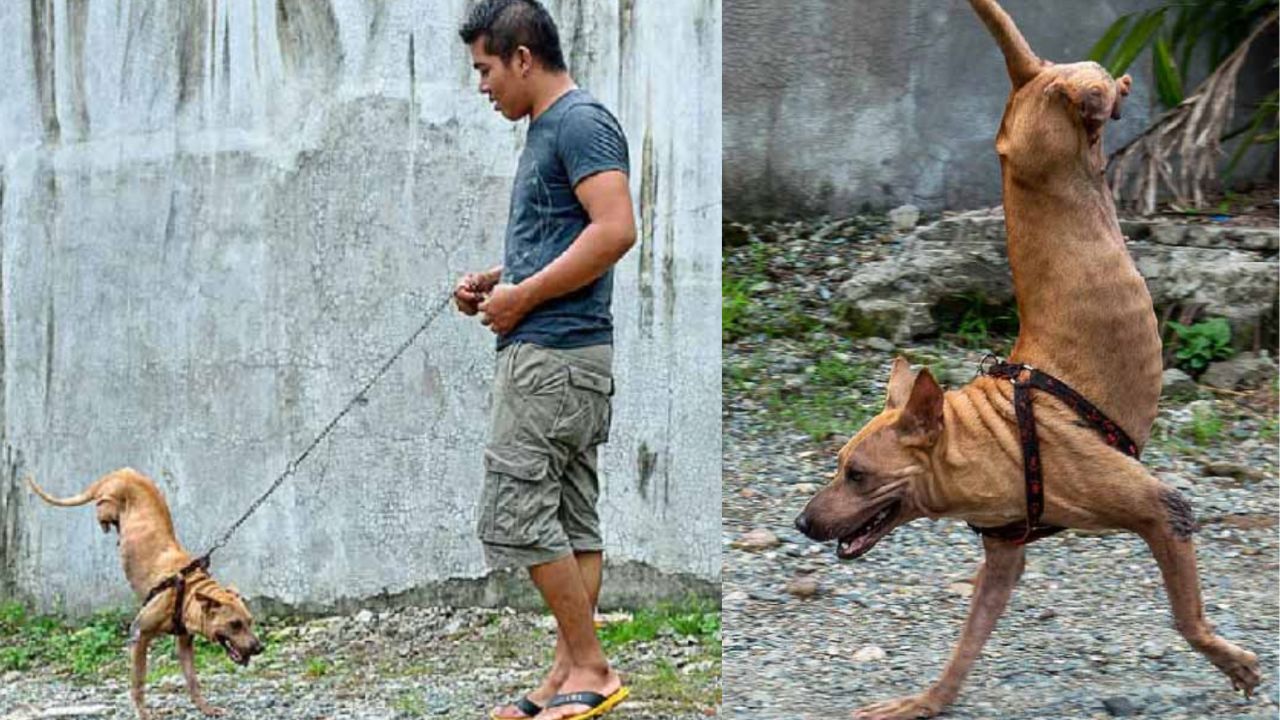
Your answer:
[551,365,614,451]
[477,446,551,546]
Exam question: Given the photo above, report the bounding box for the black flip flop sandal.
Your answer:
[490,695,542,720]
[544,687,630,720]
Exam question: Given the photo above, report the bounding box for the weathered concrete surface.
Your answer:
[0,0,722,614]
[723,0,1273,217]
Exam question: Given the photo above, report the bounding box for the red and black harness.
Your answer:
[968,359,1140,545]
[142,555,211,637]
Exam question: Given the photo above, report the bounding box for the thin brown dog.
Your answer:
[794,1,1262,718]
[29,468,262,719]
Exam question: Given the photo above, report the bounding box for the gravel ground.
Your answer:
[0,607,720,720]
[722,215,1279,720]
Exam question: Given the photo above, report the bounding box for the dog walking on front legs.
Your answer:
[793,1,1262,718]
[28,468,263,720]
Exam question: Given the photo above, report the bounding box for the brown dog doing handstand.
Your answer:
[794,1,1262,718]
[29,468,262,719]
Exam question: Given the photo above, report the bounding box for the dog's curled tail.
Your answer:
[26,476,98,506]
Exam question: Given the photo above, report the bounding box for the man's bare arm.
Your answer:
[479,170,635,333]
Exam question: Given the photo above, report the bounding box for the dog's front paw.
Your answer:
[1219,649,1262,697]
[853,694,944,720]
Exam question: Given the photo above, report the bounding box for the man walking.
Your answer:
[455,2,635,719]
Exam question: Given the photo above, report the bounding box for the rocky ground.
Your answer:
[722,212,1279,720]
[0,605,720,720]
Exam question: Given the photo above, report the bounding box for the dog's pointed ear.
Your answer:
[194,592,222,613]
[895,368,944,444]
[1111,74,1132,119]
[884,356,917,410]
[226,585,241,599]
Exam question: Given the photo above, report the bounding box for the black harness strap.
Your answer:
[142,555,210,636]
[969,360,1141,545]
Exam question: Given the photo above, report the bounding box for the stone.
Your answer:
[733,529,781,551]
[724,222,752,247]
[786,576,820,599]
[355,609,375,624]
[864,337,895,352]
[1139,640,1166,659]
[1101,695,1142,717]
[22,707,113,718]
[946,581,975,598]
[852,645,887,663]
[1161,368,1198,398]
[889,204,921,232]
[1200,462,1265,483]
[836,211,1277,343]
[1201,353,1277,390]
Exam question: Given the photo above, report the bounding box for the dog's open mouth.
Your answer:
[836,500,901,560]
[217,635,251,667]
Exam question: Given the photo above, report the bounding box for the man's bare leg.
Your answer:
[529,552,621,720]
[492,551,604,718]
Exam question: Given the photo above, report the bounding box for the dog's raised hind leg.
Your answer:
[854,536,1025,720]
[1138,485,1261,697]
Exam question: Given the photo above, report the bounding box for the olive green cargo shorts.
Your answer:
[477,341,614,569]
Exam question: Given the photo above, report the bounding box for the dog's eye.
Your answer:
[230,620,244,632]
[844,467,865,485]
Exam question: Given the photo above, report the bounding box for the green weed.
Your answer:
[597,598,719,651]
[1167,318,1234,373]
[1185,404,1224,446]
[0,602,130,677]
[304,657,331,678]
[393,692,428,716]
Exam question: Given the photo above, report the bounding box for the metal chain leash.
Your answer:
[196,157,487,563]
[198,290,456,561]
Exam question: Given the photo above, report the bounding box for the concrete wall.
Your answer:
[724,0,1272,218]
[0,0,722,615]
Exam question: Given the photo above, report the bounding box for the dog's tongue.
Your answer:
[839,533,875,558]
[224,642,244,665]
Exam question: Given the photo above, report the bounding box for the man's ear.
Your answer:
[884,356,916,410]
[515,45,533,76]
[895,368,944,445]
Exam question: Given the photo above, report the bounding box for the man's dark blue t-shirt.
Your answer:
[497,89,629,350]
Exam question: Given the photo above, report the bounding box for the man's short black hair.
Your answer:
[459,0,567,72]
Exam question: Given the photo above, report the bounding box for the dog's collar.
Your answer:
[142,556,211,637]
[969,359,1140,544]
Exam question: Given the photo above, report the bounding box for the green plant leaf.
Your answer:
[1226,89,1279,177]
[1153,34,1184,106]
[1109,9,1167,76]
[1089,13,1135,66]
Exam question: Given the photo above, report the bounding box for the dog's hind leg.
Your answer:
[1137,485,1262,697]
[854,537,1025,720]
[178,634,226,716]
